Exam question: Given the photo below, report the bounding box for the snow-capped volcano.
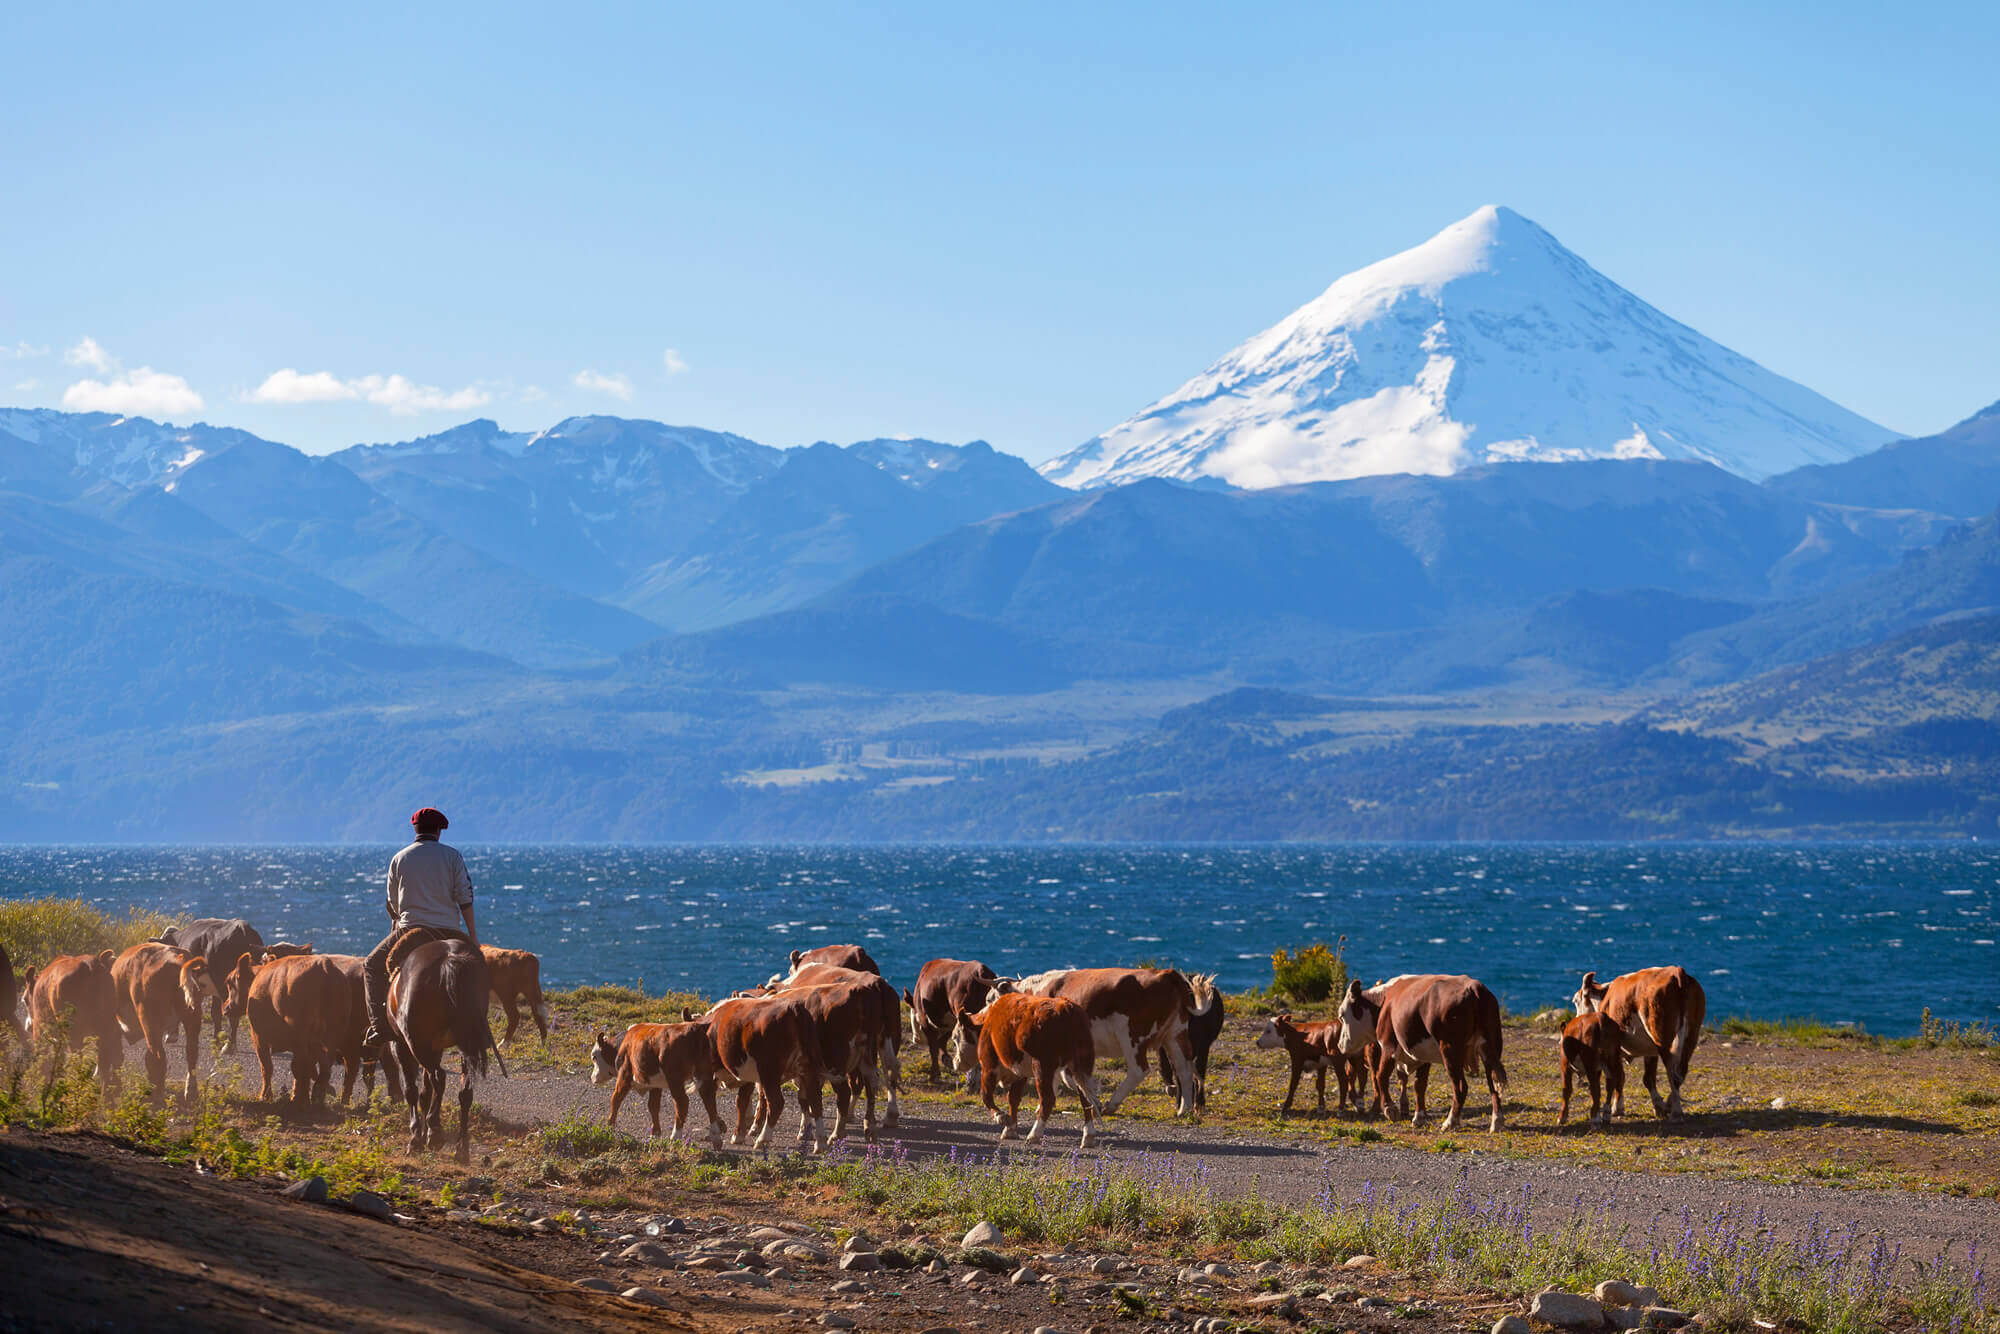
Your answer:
[1042,206,1898,489]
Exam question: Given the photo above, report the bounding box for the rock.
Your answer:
[749,1226,799,1242]
[1607,1306,1646,1330]
[915,1328,960,1334]
[1494,1316,1533,1334]
[1011,1266,1038,1286]
[1250,1259,1279,1275]
[1642,1309,1693,1330]
[781,1242,828,1263]
[838,1251,882,1273]
[819,1317,855,1330]
[1250,1293,1297,1311]
[1632,1288,1662,1308]
[831,1279,868,1294]
[717,1270,772,1288]
[1204,1262,1236,1278]
[842,1231,872,1253]
[595,1251,619,1266]
[924,1259,947,1274]
[620,1286,673,1307]
[527,1218,556,1234]
[1770,1097,1788,1110]
[445,1209,480,1223]
[1088,1256,1120,1275]
[346,1191,393,1221]
[1344,1253,1378,1269]
[1531,1290,1607,1330]
[621,1242,676,1266]
[962,1221,1004,1248]
[1597,1281,1649,1307]
[1358,1295,1393,1310]
[1031,1327,1071,1334]
[684,1256,734,1271]
[573,1277,619,1293]
[1176,1267,1217,1286]
[281,1176,328,1204]
[644,1217,686,1236]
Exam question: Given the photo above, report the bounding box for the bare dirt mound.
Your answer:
[0,1133,718,1333]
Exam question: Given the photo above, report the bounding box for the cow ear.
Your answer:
[682,1006,697,1023]
[789,949,803,967]
[1277,1011,1292,1023]
[902,988,914,1006]
[97,949,116,966]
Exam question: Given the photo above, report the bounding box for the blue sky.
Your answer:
[1,2,1994,460]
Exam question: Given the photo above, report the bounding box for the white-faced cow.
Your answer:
[704,992,827,1153]
[953,992,1101,1147]
[1006,967,1214,1117]
[906,958,997,1087]
[1572,966,1705,1120]
[762,963,894,1141]
[1339,975,1507,1132]
[1254,1012,1369,1117]
[591,1020,727,1144]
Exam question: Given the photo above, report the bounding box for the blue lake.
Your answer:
[2,843,1994,1034]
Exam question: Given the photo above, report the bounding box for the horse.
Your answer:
[386,939,503,1162]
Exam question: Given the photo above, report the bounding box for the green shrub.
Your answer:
[0,896,183,967]
[1270,938,1348,1004]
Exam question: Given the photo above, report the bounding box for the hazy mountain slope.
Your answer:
[170,437,659,667]
[1666,509,2000,683]
[1769,400,2000,518]
[0,408,265,487]
[621,439,1067,630]
[335,416,784,599]
[1044,206,1896,489]
[0,554,508,742]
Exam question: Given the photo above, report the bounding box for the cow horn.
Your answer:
[682,1006,697,1023]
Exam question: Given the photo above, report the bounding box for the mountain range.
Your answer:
[3,205,1997,839]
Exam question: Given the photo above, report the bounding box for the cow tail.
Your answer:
[446,949,496,1082]
[1483,998,1508,1093]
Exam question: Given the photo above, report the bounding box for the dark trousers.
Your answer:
[364,924,467,1024]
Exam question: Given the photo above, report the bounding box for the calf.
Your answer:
[1011,967,1213,1116]
[907,957,998,1086]
[1559,1010,1626,1128]
[705,993,827,1153]
[1158,972,1225,1109]
[954,992,1101,1146]
[1254,1012,1369,1116]
[1573,966,1705,1120]
[25,951,123,1090]
[154,918,264,1054]
[0,943,25,1047]
[1339,975,1508,1132]
[481,945,551,1045]
[111,942,215,1105]
[591,1021,726,1143]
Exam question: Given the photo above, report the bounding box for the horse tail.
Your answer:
[445,946,496,1082]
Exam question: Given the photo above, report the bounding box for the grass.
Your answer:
[0,896,184,968]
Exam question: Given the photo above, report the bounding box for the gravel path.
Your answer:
[185,1038,2000,1269]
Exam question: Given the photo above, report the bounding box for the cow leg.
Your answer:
[529,985,550,1042]
[732,1083,755,1145]
[1642,1054,1667,1118]
[641,1088,662,1137]
[752,1079,785,1152]
[1279,1064,1304,1117]
[1314,1065,1328,1114]
[1588,1059,1607,1127]
[1000,1078,1024,1141]
[1161,1029,1197,1118]
[827,1070,853,1142]
[181,1009,202,1106]
[497,995,521,1046]
[1411,1063,1431,1127]
[1439,1048,1467,1132]
[254,1034,275,1102]
[981,1061,1006,1125]
[668,1086,691,1140]
[696,1077,727,1146]
[223,1000,242,1058]
[1559,1059,1576,1127]
[1026,1069,1056,1144]
[795,1076,826,1154]
[1099,1027,1149,1114]
[1602,1055,1623,1126]
[925,1031,942,1085]
[1073,1062,1101,1147]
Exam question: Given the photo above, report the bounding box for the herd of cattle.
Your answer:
[0,920,1710,1164]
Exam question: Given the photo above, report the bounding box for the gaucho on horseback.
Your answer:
[362,806,479,1049]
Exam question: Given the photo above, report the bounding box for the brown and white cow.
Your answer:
[769,943,881,988]
[705,992,827,1153]
[591,1020,727,1143]
[953,992,1101,1146]
[906,957,997,1086]
[1572,966,1705,1120]
[1339,975,1508,1132]
[260,941,314,962]
[111,942,216,1105]
[223,951,393,1106]
[763,962,895,1141]
[25,950,123,1089]
[1254,1012,1370,1117]
[481,944,552,1045]
[1004,967,1214,1117]
[1558,1010,1626,1128]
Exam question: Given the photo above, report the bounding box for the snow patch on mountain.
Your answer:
[0,407,256,487]
[1043,206,1899,490]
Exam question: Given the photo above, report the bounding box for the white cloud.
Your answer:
[662,348,689,376]
[64,336,116,374]
[518,384,549,403]
[572,368,634,400]
[14,379,36,391]
[247,368,357,404]
[62,367,205,418]
[243,368,491,415]
[2,341,48,360]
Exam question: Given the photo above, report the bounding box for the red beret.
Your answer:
[410,807,449,832]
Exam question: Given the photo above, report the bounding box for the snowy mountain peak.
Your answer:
[0,406,260,487]
[1041,206,1898,490]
